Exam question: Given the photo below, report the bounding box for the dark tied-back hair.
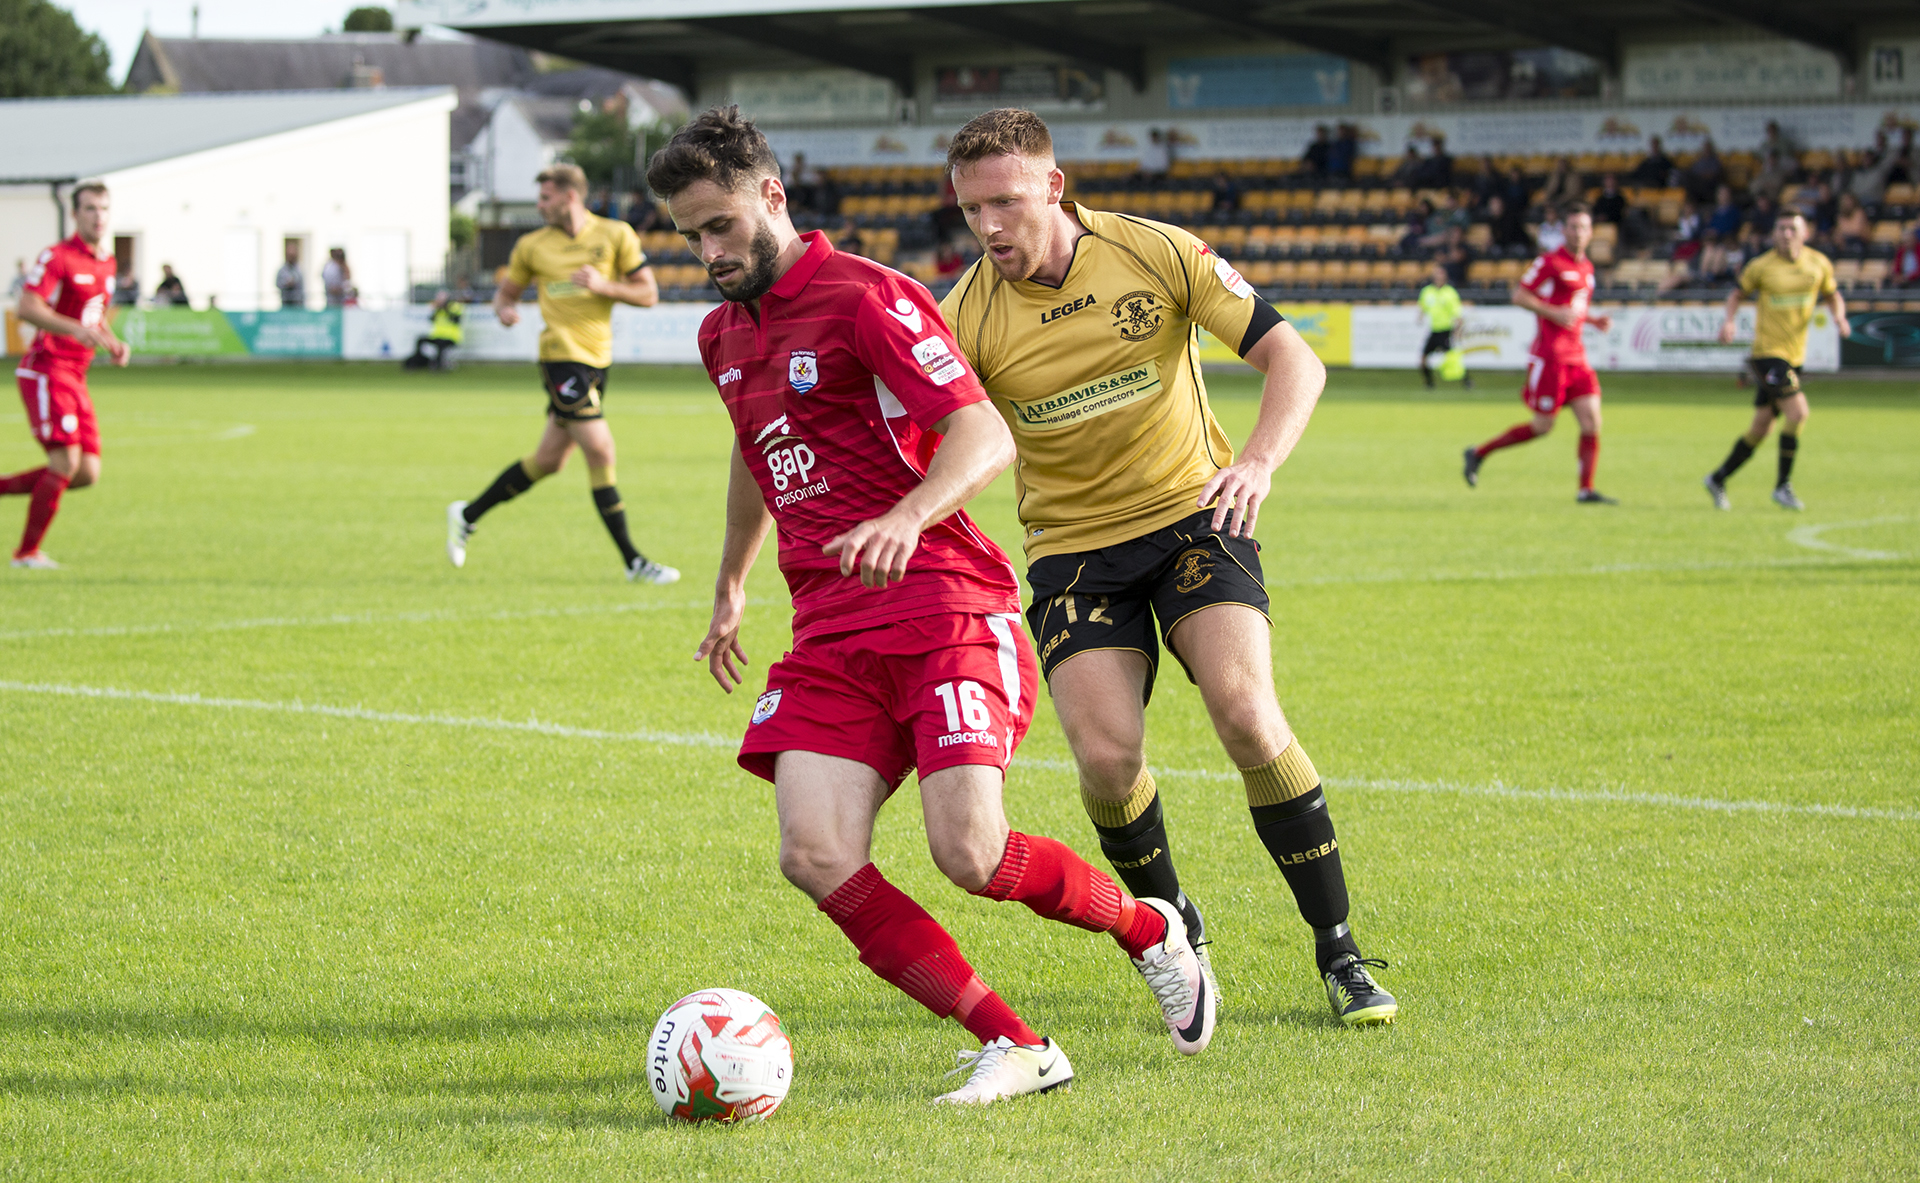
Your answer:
[645,105,781,199]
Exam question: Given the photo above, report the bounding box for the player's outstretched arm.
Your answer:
[822,400,1014,590]
[698,446,775,692]
[1197,321,1325,539]
[1823,289,1851,340]
[1512,284,1575,328]
[573,265,660,308]
[17,290,119,360]
[493,278,525,327]
[1717,287,1745,344]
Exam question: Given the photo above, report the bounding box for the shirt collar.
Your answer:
[769,230,832,301]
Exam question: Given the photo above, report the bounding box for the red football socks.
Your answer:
[0,467,47,496]
[974,831,1167,960]
[819,862,1039,1047]
[16,469,69,557]
[1476,423,1538,457]
[1577,433,1600,490]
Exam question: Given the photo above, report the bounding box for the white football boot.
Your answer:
[446,501,473,568]
[1132,897,1215,1055]
[932,1036,1073,1105]
[10,551,59,569]
[627,556,681,585]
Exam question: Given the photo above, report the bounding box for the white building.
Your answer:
[0,88,457,311]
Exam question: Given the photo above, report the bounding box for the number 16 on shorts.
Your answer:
[932,680,1003,753]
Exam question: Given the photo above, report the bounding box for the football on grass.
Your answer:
[648,988,794,1122]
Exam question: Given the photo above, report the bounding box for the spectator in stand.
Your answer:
[322,248,353,307]
[1209,170,1240,214]
[1499,162,1531,210]
[1833,192,1871,254]
[1425,190,1471,245]
[933,239,966,279]
[1401,198,1433,252]
[1328,122,1358,180]
[1413,135,1454,188]
[153,264,187,306]
[1682,138,1725,204]
[1846,131,1900,205]
[1707,186,1743,240]
[1892,127,1917,184]
[1485,194,1531,251]
[1138,128,1171,182]
[1436,224,1471,287]
[626,192,662,234]
[1674,199,1702,245]
[1893,226,1920,288]
[113,268,138,305]
[1749,149,1795,201]
[786,152,820,214]
[1746,194,1779,238]
[1534,205,1566,254]
[1659,228,1732,293]
[1539,157,1582,210]
[1390,146,1423,187]
[836,218,866,259]
[7,259,24,301]
[1469,154,1504,205]
[1302,124,1332,176]
[1592,174,1626,225]
[1629,136,1675,186]
[932,171,966,242]
[275,242,305,310]
[1760,120,1801,161]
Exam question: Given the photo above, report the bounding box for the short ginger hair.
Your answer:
[946,108,1055,174]
[645,105,781,199]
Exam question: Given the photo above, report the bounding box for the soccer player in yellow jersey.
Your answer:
[446,164,679,583]
[941,109,1396,1029]
[1706,212,1848,512]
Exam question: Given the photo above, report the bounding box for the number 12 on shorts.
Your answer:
[933,680,992,732]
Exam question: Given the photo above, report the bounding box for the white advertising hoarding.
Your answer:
[342,303,717,363]
[1348,305,1839,372]
[1623,42,1843,102]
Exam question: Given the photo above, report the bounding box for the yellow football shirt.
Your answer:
[941,203,1266,559]
[1738,246,1835,368]
[506,215,647,367]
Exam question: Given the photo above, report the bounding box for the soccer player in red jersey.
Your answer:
[6,182,130,568]
[647,107,1212,1105]
[1462,203,1618,503]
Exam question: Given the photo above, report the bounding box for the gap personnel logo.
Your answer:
[751,689,782,725]
[1112,291,1164,342]
[1174,547,1214,594]
[788,350,818,394]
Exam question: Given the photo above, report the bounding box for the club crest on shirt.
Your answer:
[1112,291,1164,342]
[788,350,818,394]
[751,689,783,725]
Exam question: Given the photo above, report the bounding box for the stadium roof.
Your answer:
[395,0,1919,89]
[0,89,457,185]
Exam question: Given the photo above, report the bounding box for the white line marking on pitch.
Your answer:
[1784,516,1910,561]
[4,678,1912,824]
[0,598,774,644]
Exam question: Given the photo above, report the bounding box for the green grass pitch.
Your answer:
[1,360,1914,1180]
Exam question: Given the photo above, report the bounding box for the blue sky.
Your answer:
[64,2,395,83]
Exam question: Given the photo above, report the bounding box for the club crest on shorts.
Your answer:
[788,350,818,394]
[751,689,783,725]
[1174,547,1215,594]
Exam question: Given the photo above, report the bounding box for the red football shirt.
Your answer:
[22,235,117,370]
[1517,247,1596,364]
[700,231,1021,641]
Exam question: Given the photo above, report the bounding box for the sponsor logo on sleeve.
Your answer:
[788,349,818,394]
[910,336,967,386]
[1214,255,1254,299]
[884,297,923,334]
[751,689,782,724]
[717,366,742,387]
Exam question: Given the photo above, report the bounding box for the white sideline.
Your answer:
[1784,516,1910,561]
[4,678,1913,824]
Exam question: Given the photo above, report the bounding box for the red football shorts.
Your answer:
[15,360,99,454]
[738,612,1038,788]
[1521,353,1600,415]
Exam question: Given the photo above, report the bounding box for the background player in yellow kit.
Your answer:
[446,164,678,582]
[1706,212,1848,512]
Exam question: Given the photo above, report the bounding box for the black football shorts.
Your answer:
[1748,356,1802,410]
[1025,508,1270,705]
[542,361,609,421]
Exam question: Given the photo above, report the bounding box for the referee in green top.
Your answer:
[1416,261,1470,389]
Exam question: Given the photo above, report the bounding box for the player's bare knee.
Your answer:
[928,833,1000,893]
[1074,744,1145,801]
[777,840,855,900]
[1210,701,1290,765]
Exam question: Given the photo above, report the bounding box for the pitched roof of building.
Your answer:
[0,88,456,183]
[125,32,533,94]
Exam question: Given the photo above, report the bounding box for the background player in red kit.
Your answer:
[647,107,1211,1106]
[1462,203,1618,504]
[6,182,130,567]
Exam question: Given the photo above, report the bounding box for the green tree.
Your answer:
[0,0,114,98]
[343,7,393,32]
[565,105,640,192]
[449,212,476,252]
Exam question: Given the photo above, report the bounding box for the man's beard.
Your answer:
[713,222,782,304]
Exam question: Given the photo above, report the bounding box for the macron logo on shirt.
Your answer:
[884,297,923,334]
